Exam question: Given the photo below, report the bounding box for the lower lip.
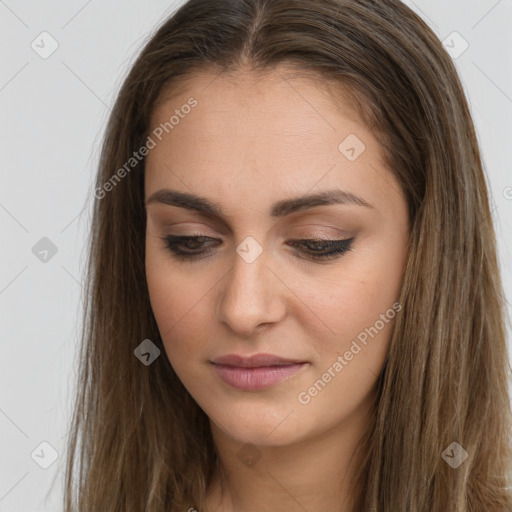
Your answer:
[212,363,308,391]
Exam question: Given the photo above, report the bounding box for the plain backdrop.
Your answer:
[0,0,511,510]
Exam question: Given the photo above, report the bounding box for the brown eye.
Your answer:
[160,235,355,263]
[287,238,355,260]
[161,235,219,259]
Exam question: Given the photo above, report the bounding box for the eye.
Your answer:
[287,238,355,261]
[160,235,355,262]
[161,235,219,260]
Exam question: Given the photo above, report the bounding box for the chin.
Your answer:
[205,400,304,447]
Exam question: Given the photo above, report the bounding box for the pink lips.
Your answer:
[211,353,308,391]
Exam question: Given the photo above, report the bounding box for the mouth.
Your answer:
[210,353,309,391]
[212,353,307,367]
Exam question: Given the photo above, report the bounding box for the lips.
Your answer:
[212,353,305,368]
[211,353,308,391]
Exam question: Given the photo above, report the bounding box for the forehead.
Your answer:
[150,65,364,133]
[144,66,397,217]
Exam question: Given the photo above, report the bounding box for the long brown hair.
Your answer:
[62,0,512,510]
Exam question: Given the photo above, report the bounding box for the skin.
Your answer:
[144,65,410,512]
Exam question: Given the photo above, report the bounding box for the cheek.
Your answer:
[145,253,214,361]
[294,250,405,420]
[293,263,402,430]
[305,246,404,351]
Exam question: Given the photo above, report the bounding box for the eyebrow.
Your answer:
[145,188,373,218]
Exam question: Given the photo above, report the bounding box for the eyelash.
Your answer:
[160,235,355,262]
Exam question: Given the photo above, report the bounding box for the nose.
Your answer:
[215,246,287,336]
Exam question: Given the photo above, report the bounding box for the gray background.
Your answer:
[0,0,511,510]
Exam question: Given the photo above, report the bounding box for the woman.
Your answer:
[63,0,512,510]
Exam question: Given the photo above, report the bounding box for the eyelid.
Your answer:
[154,217,354,239]
[157,219,232,237]
[159,221,351,238]
[291,222,351,235]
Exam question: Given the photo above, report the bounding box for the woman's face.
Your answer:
[144,67,409,447]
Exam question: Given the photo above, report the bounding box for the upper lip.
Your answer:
[211,353,306,368]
